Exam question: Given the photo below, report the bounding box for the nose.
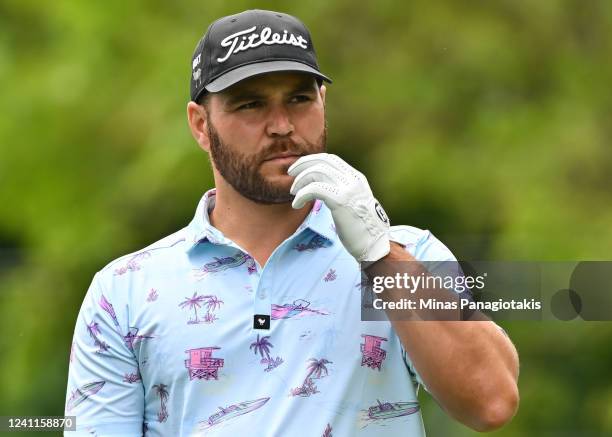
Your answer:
[265,103,294,137]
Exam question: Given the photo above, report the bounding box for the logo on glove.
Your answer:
[374,202,389,224]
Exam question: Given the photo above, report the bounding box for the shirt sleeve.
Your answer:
[389,226,465,391]
[65,272,144,436]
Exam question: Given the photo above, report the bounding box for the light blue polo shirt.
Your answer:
[65,188,461,436]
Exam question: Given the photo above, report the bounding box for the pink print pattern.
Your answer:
[324,269,337,282]
[114,251,151,275]
[99,294,119,327]
[199,397,270,432]
[178,292,223,324]
[86,320,109,353]
[363,399,420,422]
[250,334,283,372]
[360,335,388,371]
[290,358,332,397]
[147,288,159,302]
[271,299,328,320]
[66,381,105,412]
[153,383,169,422]
[322,423,333,437]
[185,347,224,380]
[123,371,141,383]
[194,252,255,278]
[123,327,153,351]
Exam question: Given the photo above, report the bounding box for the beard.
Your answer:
[207,119,327,204]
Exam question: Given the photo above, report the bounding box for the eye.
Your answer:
[290,94,311,104]
[236,101,262,110]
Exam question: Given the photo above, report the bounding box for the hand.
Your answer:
[288,153,390,262]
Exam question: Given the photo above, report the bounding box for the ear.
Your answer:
[319,84,327,106]
[187,101,210,152]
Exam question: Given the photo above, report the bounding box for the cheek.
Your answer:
[221,118,266,151]
[296,110,325,142]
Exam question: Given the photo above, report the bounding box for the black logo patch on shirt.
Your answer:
[253,314,271,330]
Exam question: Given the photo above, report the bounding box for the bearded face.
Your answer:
[207,117,327,204]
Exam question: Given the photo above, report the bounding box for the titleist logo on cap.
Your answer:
[217,26,308,63]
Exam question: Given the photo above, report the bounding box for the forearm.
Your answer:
[365,243,520,431]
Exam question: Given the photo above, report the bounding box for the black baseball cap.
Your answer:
[190,9,332,102]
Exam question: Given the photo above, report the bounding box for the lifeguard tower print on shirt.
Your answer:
[361,334,388,371]
[185,347,224,381]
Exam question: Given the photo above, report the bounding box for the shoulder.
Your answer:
[389,225,457,262]
[96,227,190,283]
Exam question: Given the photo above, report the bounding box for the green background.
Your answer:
[1,0,611,435]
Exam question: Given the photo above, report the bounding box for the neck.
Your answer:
[209,182,313,266]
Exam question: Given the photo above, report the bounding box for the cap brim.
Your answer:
[204,60,332,93]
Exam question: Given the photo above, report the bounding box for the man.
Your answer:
[65,9,519,436]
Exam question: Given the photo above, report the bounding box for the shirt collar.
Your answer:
[185,189,336,253]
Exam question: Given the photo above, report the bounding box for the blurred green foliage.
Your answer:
[1,0,611,435]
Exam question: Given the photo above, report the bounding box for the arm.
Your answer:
[65,273,144,436]
[366,242,519,432]
[288,153,519,432]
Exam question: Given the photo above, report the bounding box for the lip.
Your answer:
[264,153,302,162]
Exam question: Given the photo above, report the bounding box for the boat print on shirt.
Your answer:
[198,397,270,432]
[294,234,331,252]
[193,252,256,278]
[66,381,105,412]
[271,299,329,320]
[360,399,420,427]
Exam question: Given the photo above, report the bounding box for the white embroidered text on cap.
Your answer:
[217,26,308,63]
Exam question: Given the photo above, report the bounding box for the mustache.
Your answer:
[260,139,311,161]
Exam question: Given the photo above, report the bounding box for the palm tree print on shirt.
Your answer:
[203,295,223,323]
[290,358,332,397]
[153,383,169,422]
[249,335,283,372]
[179,292,223,324]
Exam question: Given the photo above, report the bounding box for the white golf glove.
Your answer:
[288,153,390,263]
